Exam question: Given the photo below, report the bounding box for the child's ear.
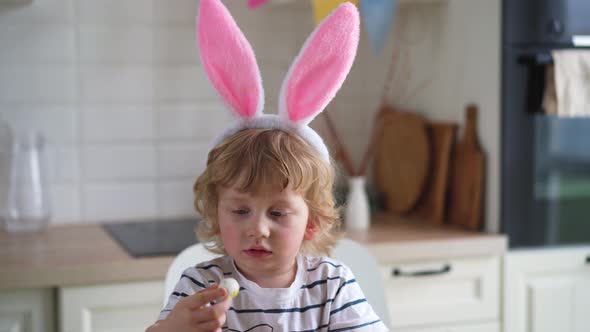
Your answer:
[304,217,318,241]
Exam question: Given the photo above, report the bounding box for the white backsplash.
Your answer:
[0,0,384,224]
[0,0,500,232]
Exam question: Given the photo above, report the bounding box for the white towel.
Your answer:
[543,50,590,117]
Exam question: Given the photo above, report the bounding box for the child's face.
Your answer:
[217,185,314,280]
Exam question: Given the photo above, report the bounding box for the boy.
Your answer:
[147,0,388,330]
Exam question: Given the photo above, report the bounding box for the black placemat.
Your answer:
[102,218,200,257]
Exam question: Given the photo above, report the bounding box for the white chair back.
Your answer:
[163,243,220,305]
[163,239,391,327]
[332,238,391,328]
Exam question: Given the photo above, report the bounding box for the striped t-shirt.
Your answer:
[159,255,389,331]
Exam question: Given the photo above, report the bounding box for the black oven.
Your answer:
[501,0,590,247]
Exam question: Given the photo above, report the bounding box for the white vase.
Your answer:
[344,176,370,231]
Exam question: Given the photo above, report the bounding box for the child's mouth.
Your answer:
[243,248,272,258]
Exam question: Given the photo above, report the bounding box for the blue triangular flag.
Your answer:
[360,0,397,54]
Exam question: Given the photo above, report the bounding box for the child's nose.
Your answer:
[247,215,270,238]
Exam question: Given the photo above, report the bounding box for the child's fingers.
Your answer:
[194,289,231,323]
[216,291,233,313]
[182,285,223,310]
[198,317,226,332]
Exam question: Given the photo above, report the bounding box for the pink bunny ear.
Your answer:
[279,2,359,126]
[198,0,264,119]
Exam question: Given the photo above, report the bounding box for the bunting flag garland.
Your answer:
[248,0,270,9]
[311,0,358,24]
[360,0,397,54]
[250,0,393,54]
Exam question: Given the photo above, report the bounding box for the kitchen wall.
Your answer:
[0,0,389,224]
[385,0,501,232]
[0,0,500,232]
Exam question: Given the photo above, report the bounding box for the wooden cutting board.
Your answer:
[374,106,430,214]
[447,105,485,231]
[408,122,457,225]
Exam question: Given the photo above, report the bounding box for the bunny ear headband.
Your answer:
[198,0,360,162]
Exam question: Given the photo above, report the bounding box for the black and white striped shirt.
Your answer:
[159,255,388,331]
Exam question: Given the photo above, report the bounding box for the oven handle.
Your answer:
[392,264,452,277]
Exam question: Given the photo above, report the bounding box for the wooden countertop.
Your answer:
[347,214,507,263]
[0,214,507,290]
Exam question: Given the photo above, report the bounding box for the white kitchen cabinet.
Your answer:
[378,255,501,330]
[504,246,590,332]
[0,288,55,332]
[59,281,164,332]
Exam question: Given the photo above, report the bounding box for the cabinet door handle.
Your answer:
[586,255,590,264]
[392,264,452,277]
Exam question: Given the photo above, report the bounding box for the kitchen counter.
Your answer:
[347,214,507,263]
[0,214,507,290]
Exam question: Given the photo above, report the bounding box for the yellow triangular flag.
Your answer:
[311,0,358,25]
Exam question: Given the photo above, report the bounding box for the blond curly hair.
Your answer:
[193,128,342,257]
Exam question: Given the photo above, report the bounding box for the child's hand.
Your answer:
[159,284,232,332]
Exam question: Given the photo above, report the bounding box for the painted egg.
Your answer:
[219,278,240,298]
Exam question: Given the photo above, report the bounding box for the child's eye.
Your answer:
[232,209,249,215]
[269,210,286,218]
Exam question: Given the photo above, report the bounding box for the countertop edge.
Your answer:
[0,234,508,290]
[367,235,508,263]
[0,217,509,290]
[1,257,174,290]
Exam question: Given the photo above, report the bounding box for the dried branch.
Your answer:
[322,111,356,176]
[357,108,386,176]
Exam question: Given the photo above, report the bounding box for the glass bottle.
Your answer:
[4,131,51,232]
[0,119,13,227]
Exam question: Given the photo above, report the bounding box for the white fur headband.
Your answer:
[197,0,360,162]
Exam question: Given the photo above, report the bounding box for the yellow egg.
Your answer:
[219,278,240,298]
